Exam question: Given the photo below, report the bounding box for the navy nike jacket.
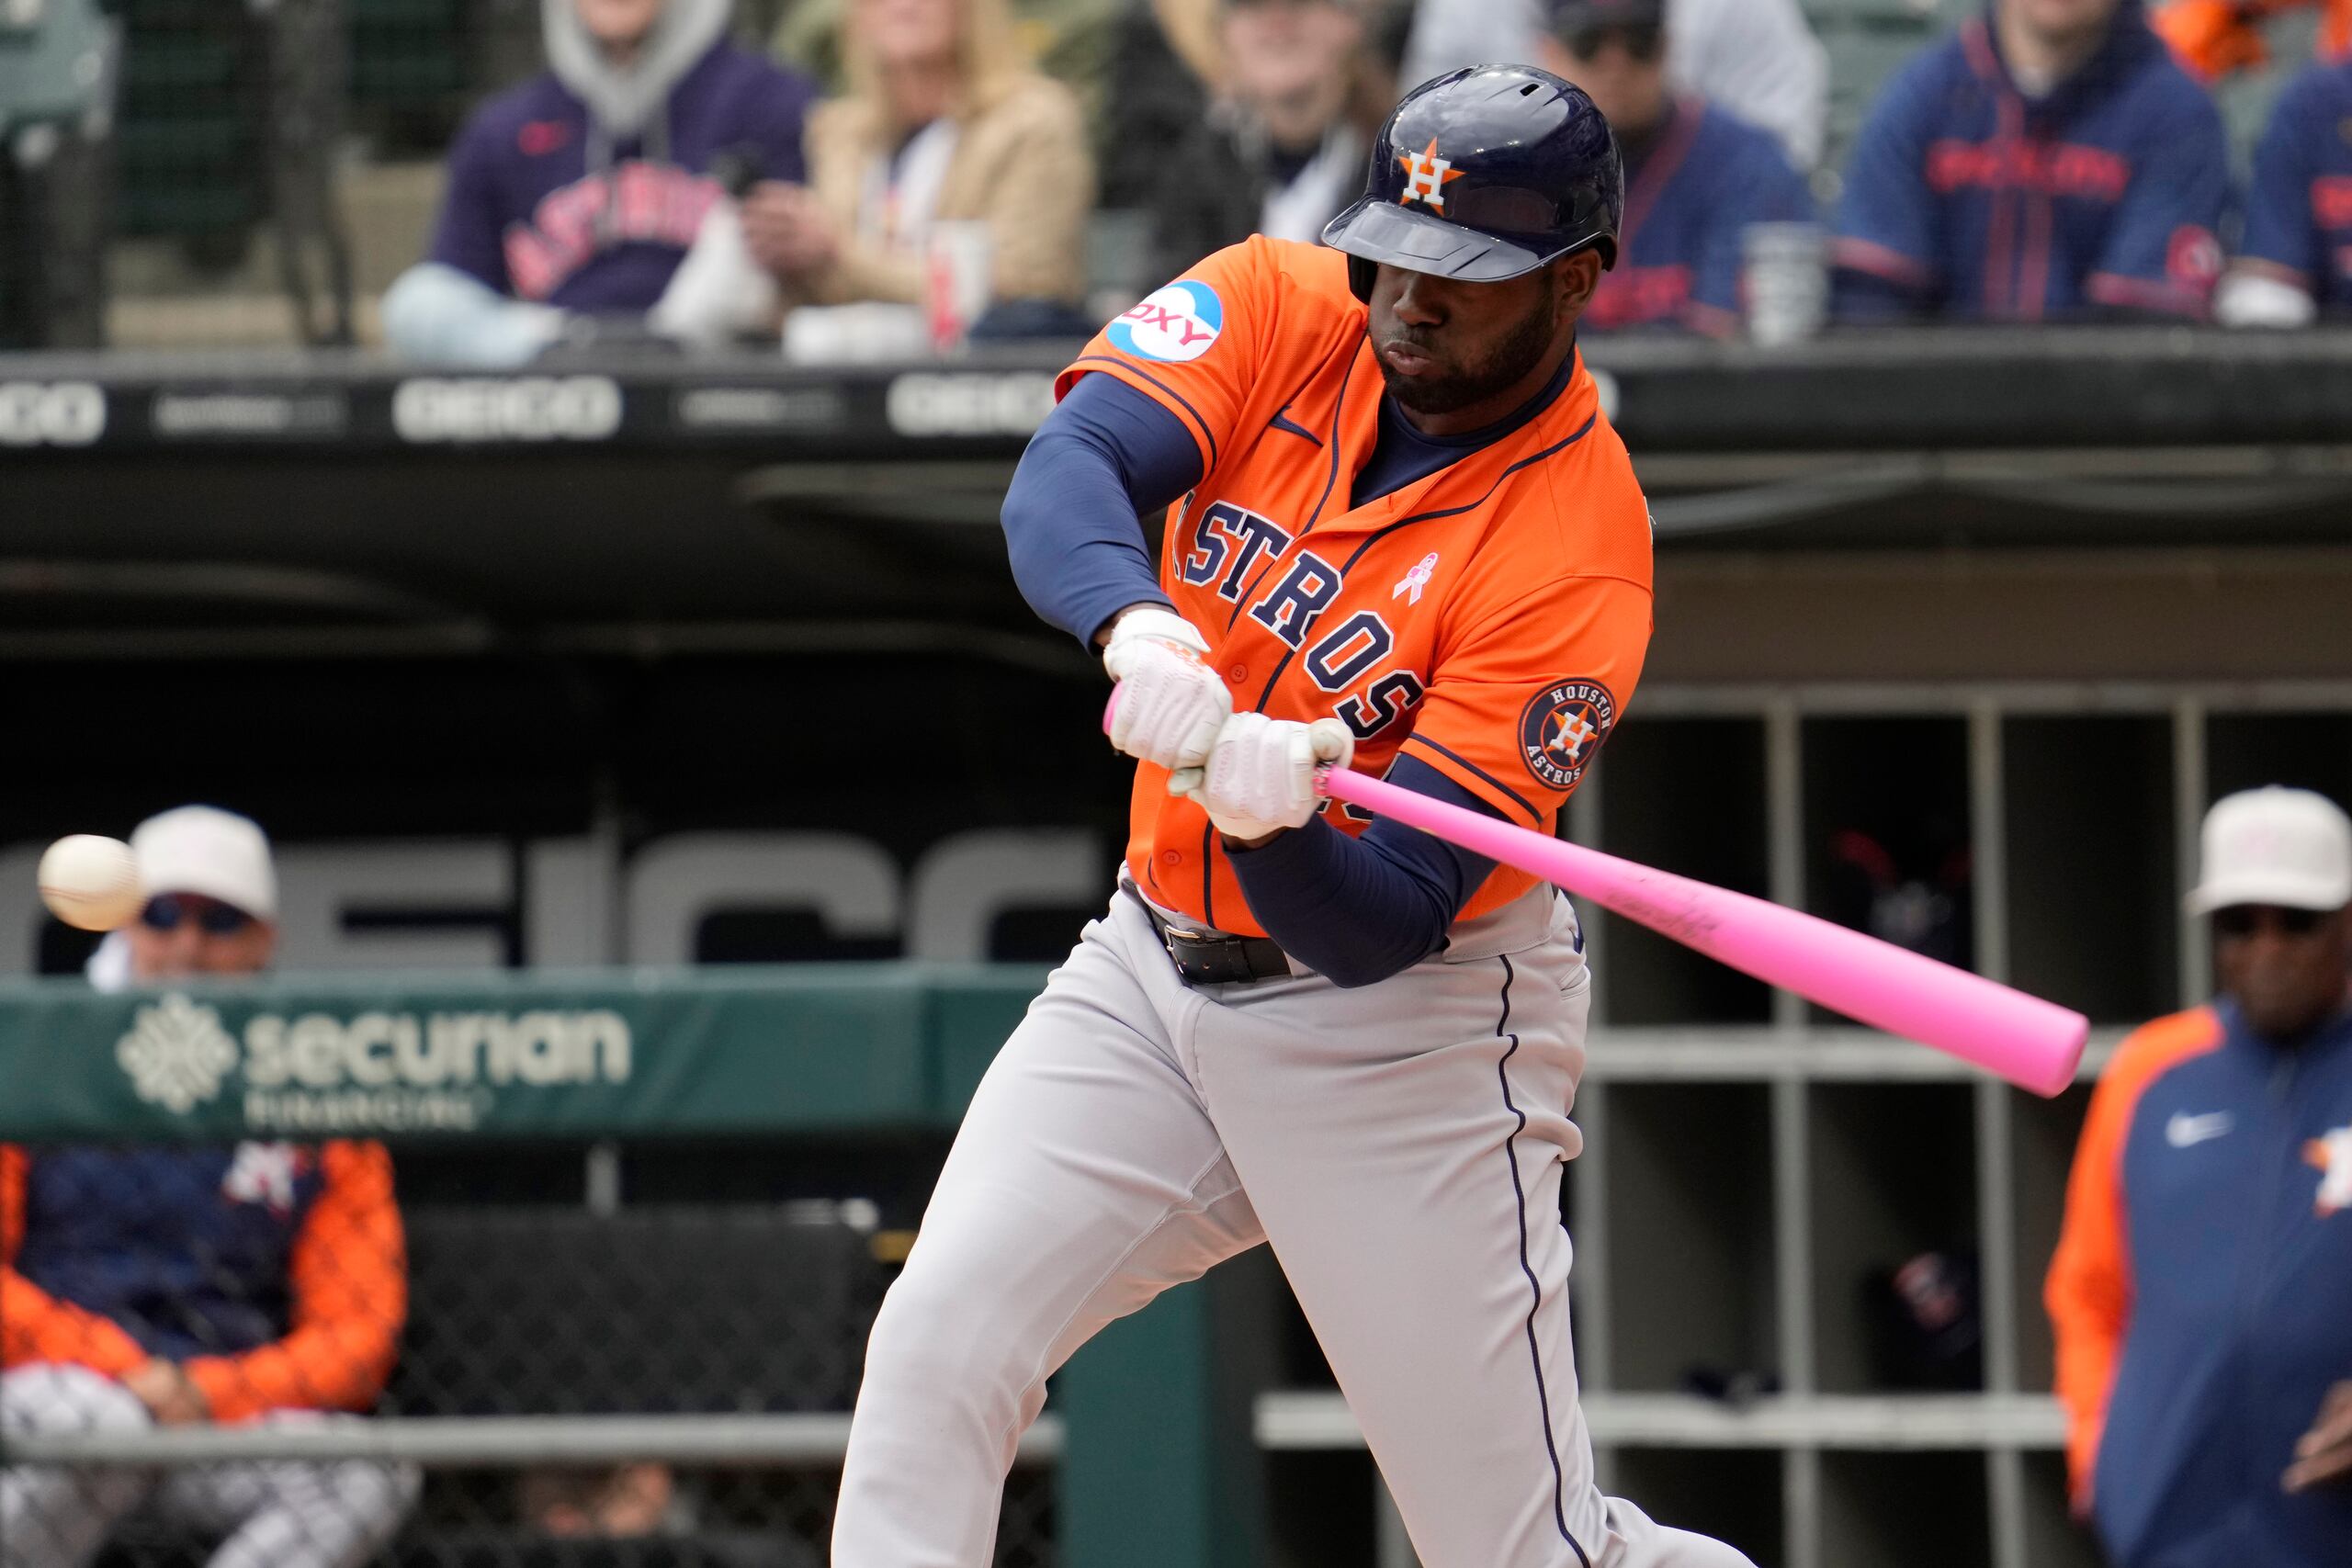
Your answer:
[2047,999,2352,1567]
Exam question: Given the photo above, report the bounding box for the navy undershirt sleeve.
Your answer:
[1001,373,1206,647]
[1227,754,1508,988]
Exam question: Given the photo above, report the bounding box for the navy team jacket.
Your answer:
[2047,999,2352,1568]
[1832,5,2230,321]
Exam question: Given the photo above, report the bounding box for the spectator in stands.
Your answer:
[1146,0,1372,283]
[735,0,1096,351]
[2216,55,2352,324]
[380,0,819,364]
[1535,0,1815,336]
[0,807,417,1568]
[1399,0,1827,168]
[2047,786,2352,1567]
[1831,0,2231,322]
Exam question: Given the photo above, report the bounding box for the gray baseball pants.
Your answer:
[833,883,1756,1568]
[0,1363,418,1568]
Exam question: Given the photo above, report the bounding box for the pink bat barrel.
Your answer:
[1316,765,2088,1097]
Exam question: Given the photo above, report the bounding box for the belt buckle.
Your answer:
[1159,927,1236,986]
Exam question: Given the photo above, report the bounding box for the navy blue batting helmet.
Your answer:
[1321,64,1623,304]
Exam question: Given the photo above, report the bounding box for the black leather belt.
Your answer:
[1121,882,1293,986]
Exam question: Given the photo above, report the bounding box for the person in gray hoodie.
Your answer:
[382,0,817,362]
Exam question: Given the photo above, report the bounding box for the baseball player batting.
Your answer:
[833,65,1754,1568]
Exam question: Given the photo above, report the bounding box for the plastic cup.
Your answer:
[1742,220,1829,347]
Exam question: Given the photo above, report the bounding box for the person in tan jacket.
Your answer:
[741,0,1095,333]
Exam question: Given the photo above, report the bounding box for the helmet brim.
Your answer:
[1322,197,1580,285]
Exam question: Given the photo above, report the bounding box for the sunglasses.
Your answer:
[1567,22,1664,62]
[2212,905,2328,940]
[140,895,256,937]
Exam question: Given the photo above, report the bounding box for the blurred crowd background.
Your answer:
[3,0,2350,355]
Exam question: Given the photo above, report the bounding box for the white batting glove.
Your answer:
[1170,714,1354,841]
[1103,607,1231,772]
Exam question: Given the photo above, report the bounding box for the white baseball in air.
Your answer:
[37,835,142,932]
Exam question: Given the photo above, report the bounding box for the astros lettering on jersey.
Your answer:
[1063,234,1654,939]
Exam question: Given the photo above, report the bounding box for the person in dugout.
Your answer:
[2047,786,2352,1567]
[1832,0,2231,321]
[1533,0,1815,335]
[0,807,416,1568]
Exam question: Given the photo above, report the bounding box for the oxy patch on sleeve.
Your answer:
[1106,281,1226,363]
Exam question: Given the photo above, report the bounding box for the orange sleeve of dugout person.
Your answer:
[2043,1009,2226,1506]
[0,1144,149,1378]
[183,1141,407,1424]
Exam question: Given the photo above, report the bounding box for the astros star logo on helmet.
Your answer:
[1397,139,1464,212]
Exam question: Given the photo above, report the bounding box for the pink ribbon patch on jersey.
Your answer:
[1392,552,1439,605]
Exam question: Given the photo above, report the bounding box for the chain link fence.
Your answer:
[1,1139,1057,1567]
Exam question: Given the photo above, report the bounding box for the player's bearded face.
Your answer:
[1368,267,1560,418]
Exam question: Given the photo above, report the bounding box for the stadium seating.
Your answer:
[0,0,114,344]
[109,0,265,254]
[349,0,473,152]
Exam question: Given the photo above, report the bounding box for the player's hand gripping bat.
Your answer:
[1107,694,2089,1096]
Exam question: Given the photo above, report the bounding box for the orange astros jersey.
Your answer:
[1062,235,1655,940]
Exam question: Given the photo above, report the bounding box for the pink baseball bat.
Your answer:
[1317,765,2086,1095]
[1107,694,2088,1095]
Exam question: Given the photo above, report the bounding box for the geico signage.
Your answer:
[2,829,1108,976]
[885,372,1056,437]
[0,381,105,446]
[244,1009,631,1089]
[391,376,623,443]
